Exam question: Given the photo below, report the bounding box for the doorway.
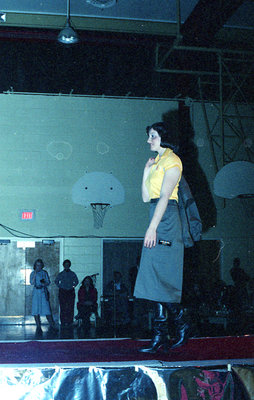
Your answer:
[0,240,60,324]
[103,239,143,296]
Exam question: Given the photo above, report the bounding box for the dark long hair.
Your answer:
[81,276,94,289]
[33,258,44,270]
[146,122,179,153]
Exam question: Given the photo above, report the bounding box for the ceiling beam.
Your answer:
[0,12,177,37]
[181,0,246,46]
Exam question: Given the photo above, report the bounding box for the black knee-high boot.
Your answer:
[139,303,169,353]
[165,303,190,349]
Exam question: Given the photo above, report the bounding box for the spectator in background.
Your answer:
[76,276,98,330]
[210,279,229,310]
[55,259,79,327]
[249,278,254,307]
[129,256,140,296]
[128,257,140,322]
[30,258,56,333]
[104,271,130,325]
[230,257,250,311]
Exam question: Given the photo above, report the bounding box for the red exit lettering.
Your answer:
[22,212,33,220]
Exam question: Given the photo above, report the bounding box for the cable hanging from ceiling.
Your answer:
[58,0,79,45]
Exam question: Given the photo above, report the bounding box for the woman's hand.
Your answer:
[144,226,157,248]
[143,167,181,248]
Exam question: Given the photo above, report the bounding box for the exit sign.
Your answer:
[20,210,36,221]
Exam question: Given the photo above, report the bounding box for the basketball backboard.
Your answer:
[72,171,125,207]
[213,161,254,199]
[72,171,125,227]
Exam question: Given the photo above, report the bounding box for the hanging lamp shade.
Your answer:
[57,0,79,45]
[58,21,79,44]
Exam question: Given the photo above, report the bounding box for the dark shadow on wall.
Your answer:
[162,104,217,232]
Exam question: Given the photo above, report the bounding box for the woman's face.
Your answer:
[84,278,90,287]
[35,262,43,272]
[147,128,161,152]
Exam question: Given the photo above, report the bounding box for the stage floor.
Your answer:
[0,323,253,399]
[0,320,145,342]
[1,317,253,343]
[0,322,253,368]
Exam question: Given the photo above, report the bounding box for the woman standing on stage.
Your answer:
[30,258,56,333]
[134,122,189,353]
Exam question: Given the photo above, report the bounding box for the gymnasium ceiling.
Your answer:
[0,1,253,102]
[0,0,253,47]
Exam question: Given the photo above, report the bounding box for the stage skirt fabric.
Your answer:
[31,287,51,316]
[134,199,184,303]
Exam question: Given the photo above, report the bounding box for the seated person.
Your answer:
[104,271,130,325]
[230,257,250,311]
[249,278,254,307]
[209,279,228,311]
[76,276,98,329]
[129,256,140,296]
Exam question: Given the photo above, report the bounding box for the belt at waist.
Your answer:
[150,198,178,204]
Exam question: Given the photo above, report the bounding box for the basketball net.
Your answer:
[91,203,110,229]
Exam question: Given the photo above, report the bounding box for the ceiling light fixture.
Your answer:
[86,0,117,9]
[58,0,79,45]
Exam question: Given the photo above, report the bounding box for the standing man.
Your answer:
[55,259,79,327]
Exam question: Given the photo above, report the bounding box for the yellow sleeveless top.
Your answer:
[145,148,182,201]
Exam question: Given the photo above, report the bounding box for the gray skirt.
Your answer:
[134,199,184,303]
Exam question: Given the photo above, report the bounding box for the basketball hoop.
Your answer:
[91,203,110,229]
[238,194,254,199]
